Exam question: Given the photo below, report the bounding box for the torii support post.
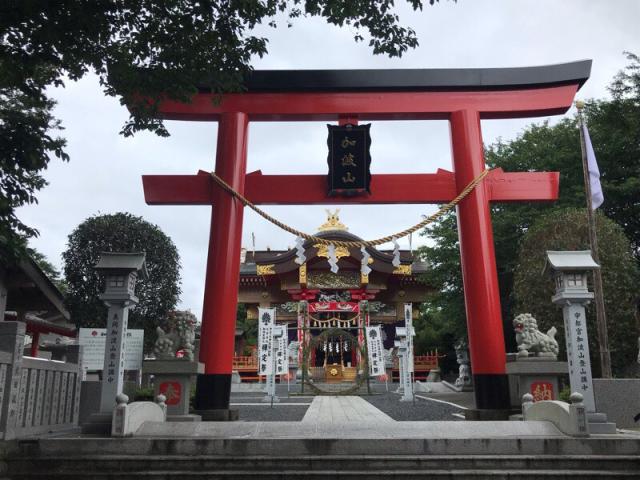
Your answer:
[196,112,248,415]
[451,110,509,409]
[138,61,591,414]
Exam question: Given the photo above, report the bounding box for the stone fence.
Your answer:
[0,321,83,439]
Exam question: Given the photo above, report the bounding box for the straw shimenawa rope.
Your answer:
[209,169,490,248]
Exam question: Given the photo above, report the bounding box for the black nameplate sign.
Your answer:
[327,124,372,196]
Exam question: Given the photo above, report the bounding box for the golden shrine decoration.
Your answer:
[299,263,307,285]
[317,209,348,232]
[256,264,275,276]
[315,243,350,260]
[307,271,359,289]
[393,264,412,275]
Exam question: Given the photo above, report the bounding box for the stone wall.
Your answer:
[0,321,83,439]
[593,378,640,429]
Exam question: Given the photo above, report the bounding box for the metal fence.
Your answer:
[0,321,82,439]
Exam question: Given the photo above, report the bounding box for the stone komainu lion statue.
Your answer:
[153,310,197,361]
[513,313,559,358]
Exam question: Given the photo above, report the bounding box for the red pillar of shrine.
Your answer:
[195,112,249,412]
[450,109,510,410]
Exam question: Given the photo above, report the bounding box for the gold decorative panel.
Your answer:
[256,264,275,276]
[299,263,307,285]
[392,264,412,275]
[314,243,350,260]
[307,271,359,289]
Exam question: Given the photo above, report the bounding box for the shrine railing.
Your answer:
[232,355,258,370]
[0,321,83,440]
[392,351,442,372]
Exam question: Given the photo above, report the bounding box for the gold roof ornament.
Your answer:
[317,209,348,232]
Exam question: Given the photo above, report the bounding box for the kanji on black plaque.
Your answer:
[327,123,372,196]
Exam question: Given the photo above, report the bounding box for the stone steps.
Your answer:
[6,453,640,479]
[5,469,640,479]
[7,454,640,470]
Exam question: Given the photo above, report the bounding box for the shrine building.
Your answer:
[235,212,436,382]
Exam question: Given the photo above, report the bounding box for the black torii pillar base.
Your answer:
[194,374,239,421]
[465,374,514,420]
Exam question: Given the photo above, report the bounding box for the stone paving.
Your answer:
[229,382,471,422]
[302,395,394,424]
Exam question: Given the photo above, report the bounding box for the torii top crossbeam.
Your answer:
[139,60,591,414]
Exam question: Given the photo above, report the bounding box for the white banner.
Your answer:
[258,308,276,375]
[365,325,385,377]
[404,304,414,373]
[79,328,144,371]
[275,327,288,375]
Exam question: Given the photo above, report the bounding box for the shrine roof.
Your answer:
[200,60,591,93]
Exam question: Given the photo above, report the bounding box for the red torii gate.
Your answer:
[140,61,591,415]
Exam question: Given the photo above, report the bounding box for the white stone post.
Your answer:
[395,324,415,402]
[545,251,599,413]
[94,253,147,414]
[561,302,595,412]
[99,301,133,412]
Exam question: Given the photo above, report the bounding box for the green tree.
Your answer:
[62,212,181,351]
[512,208,639,376]
[0,86,68,262]
[27,247,67,294]
[417,54,640,361]
[1,1,444,258]
[415,212,467,374]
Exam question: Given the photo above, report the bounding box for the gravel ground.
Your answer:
[233,403,310,422]
[364,392,465,421]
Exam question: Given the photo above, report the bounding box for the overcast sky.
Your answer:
[17,0,640,320]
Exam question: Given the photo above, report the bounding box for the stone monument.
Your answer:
[506,313,567,407]
[83,252,147,434]
[544,250,616,434]
[143,310,203,421]
[394,323,415,402]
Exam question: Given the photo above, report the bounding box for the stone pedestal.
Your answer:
[143,360,204,422]
[506,355,567,408]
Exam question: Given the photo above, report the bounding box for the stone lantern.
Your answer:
[94,252,147,413]
[544,250,615,433]
[546,251,597,305]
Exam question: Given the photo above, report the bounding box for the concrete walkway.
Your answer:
[302,395,394,424]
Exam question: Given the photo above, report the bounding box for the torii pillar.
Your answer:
[195,112,248,412]
[138,61,591,415]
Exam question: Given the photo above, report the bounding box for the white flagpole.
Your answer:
[576,100,612,378]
